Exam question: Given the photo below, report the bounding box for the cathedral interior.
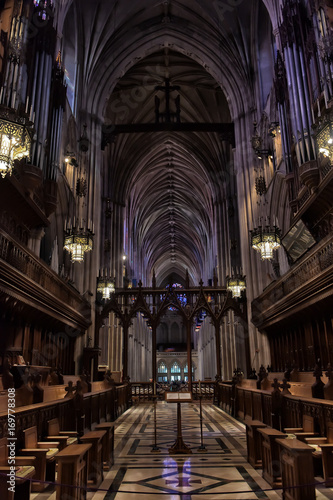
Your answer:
[0,0,333,499]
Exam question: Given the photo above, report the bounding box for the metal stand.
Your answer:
[197,394,207,453]
[151,395,161,453]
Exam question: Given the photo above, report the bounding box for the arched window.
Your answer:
[184,363,194,382]
[157,362,168,382]
[158,362,167,373]
[170,361,181,381]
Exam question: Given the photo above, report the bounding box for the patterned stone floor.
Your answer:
[31,402,333,499]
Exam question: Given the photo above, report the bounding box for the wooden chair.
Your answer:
[20,426,59,492]
[305,423,333,482]
[46,418,78,451]
[0,437,35,500]
[284,414,319,442]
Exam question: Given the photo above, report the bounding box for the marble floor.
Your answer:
[31,402,333,499]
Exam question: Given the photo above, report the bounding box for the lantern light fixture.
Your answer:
[63,218,94,263]
[250,219,282,260]
[0,105,34,178]
[97,271,115,300]
[226,272,246,298]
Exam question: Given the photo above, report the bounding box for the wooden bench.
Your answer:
[46,418,78,451]
[276,438,315,500]
[21,426,59,492]
[56,443,92,500]
[284,414,319,442]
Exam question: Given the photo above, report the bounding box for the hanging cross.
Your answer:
[155,78,180,123]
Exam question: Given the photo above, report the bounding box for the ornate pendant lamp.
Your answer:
[97,270,115,300]
[226,273,246,298]
[314,112,333,161]
[250,220,281,260]
[64,219,94,263]
[0,106,33,178]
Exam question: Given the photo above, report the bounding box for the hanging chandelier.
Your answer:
[250,221,282,260]
[0,106,34,178]
[64,218,94,263]
[314,111,333,161]
[226,274,246,298]
[97,272,115,300]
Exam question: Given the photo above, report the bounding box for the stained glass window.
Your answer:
[158,362,167,373]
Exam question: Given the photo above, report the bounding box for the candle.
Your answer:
[25,96,29,114]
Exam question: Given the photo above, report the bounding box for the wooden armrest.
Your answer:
[320,444,333,449]
[47,435,68,441]
[284,428,303,432]
[15,456,36,466]
[38,441,59,448]
[305,437,327,444]
[59,431,77,436]
[294,432,318,437]
[21,448,48,455]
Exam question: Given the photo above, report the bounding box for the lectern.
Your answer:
[165,392,192,454]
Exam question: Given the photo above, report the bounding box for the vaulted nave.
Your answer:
[1,0,333,499]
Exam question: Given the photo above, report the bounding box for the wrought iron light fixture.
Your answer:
[251,121,273,160]
[64,218,94,263]
[0,106,34,178]
[226,273,246,298]
[97,271,115,300]
[314,112,333,161]
[250,220,282,260]
[255,174,267,196]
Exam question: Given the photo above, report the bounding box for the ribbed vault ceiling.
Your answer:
[60,0,273,284]
[105,50,232,284]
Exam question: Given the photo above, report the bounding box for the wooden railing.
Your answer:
[252,233,333,330]
[215,382,333,436]
[131,381,215,402]
[0,228,91,329]
[0,384,129,451]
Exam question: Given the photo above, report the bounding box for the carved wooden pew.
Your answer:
[284,414,319,442]
[276,438,315,500]
[95,422,115,469]
[56,443,92,500]
[80,430,106,487]
[258,427,288,488]
[46,418,78,451]
[20,426,59,492]
[244,417,267,468]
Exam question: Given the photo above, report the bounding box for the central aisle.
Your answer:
[90,402,281,500]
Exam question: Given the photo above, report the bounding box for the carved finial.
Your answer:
[152,269,156,289]
[271,378,281,392]
[314,358,323,381]
[326,363,333,381]
[199,279,203,287]
[138,280,142,288]
[280,378,291,395]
